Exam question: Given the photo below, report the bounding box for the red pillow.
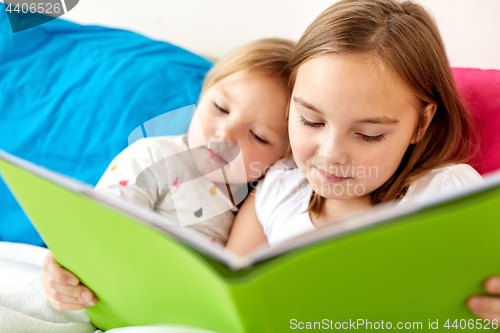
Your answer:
[452,68,500,175]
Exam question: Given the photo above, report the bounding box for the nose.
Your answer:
[215,121,238,145]
[318,131,349,165]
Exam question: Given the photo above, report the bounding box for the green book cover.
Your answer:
[1,149,500,332]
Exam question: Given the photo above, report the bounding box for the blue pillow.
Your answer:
[0,12,213,246]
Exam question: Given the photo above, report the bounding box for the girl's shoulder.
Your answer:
[404,163,483,201]
[254,156,314,246]
[254,156,310,219]
[258,156,304,193]
[265,155,298,171]
[417,163,483,188]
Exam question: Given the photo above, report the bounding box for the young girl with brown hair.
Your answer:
[228,0,494,320]
[227,0,482,253]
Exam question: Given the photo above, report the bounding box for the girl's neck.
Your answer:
[310,194,373,228]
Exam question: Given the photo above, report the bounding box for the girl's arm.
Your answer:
[468,277,500,321]
[226,187,268,257]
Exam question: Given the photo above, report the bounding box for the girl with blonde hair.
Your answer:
[40,38,295,311]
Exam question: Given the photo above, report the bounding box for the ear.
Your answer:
[411,103,437,144]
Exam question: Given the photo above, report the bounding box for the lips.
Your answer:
[208,148,228,165]
[315,167,352,183]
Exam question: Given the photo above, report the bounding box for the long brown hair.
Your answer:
[289,0,478,214]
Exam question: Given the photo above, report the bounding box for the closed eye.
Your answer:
[299,116,324,128]
[299,114,386,142]
[214,102,228,114]
[251,130,268,144]
[358,133,386,142]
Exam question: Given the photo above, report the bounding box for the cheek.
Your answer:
[242,147,268,171]
[199,113,216,137]
[355,141,409,185]
[289,121,313,165]
[359,148,393,175]
[189,110,216,144]
[377,130,414,172]
[241,146,283,181]
[187,119,203,148]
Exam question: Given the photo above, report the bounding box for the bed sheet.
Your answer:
[0,241,217,333]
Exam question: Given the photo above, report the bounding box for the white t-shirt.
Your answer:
[95,135,238,245]
[255,157,484,247]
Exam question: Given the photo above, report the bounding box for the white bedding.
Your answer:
[0,241,215,333]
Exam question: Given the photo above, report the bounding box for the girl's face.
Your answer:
[289,54,425,202]
[188,71,289,184]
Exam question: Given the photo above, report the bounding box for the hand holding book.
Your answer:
[40,251,98,311]
[40,249,500,324]
[468,277,500,322]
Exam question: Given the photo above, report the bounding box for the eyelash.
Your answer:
[215,102,228,114]
[299,116,386,143]
[215,102,268,144]
[299,116,323,128]
[358,134,386,142]
[252,131,268,144]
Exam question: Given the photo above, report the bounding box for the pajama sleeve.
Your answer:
[401,163,484,205]
[94,138,170,210]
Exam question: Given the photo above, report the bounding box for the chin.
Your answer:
[309,177,368,200]
[316,190,363,201]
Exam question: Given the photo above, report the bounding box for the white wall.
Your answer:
[64,0,500,69]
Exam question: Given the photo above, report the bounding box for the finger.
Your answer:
[40,269,78,297]
[49,299,90,312]
[42,251,54,270]
[44,255,80,286]
[41,271,98,306]
[40,271,81,303]
[485,277,500,295]
[468,296,500,314]
[80,290,99,306]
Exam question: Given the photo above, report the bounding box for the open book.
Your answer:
[1,149,500,332]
